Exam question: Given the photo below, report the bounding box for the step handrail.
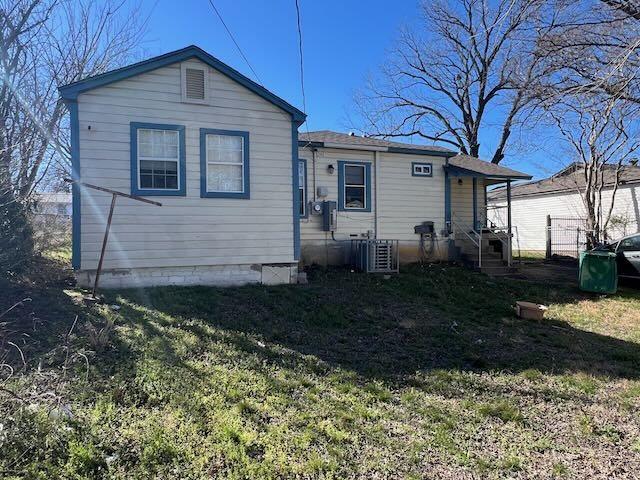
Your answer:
[450,217,483,267]
[479,224,512,267]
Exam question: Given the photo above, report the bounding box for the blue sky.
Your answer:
[138,0,564,179]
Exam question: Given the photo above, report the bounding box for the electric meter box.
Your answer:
[310,201,323,215]
[322,201,337,232]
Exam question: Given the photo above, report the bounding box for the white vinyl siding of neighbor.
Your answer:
[77,58,294,270]
[488,184,640,252]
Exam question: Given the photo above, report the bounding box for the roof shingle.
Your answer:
[299,131,531,179]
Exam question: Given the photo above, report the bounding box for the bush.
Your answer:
[0,190,35,273]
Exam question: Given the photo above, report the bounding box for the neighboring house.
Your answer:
[58,45,531,288]
[35,192,72,217]
[487,164,640,256]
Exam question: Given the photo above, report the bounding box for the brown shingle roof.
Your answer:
[447,154,531,179]
[298,130,453,154]
[488,165,640,200]
[299,131,531,179]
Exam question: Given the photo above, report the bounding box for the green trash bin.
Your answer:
[579,250,618,294]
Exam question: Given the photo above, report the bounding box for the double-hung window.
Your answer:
[131,123,186,196]
[299,159,307,217]
[338,160,371,212]
[200,129,250,198]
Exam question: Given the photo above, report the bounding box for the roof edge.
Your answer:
[445,164,532,180]
[298,140,456,157]
[489,176,640,200]
[58,45,306,122]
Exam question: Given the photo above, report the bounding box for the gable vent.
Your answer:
[185,68,205,100]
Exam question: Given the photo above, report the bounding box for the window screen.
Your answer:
[137,129,180,190]
[205,134,245,193]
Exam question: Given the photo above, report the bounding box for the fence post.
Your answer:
[545,215,552,260]
[577,228,581,257]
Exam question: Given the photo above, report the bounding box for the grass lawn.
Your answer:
[1,258,640,479]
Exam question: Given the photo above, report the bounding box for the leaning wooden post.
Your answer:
[64,179,162,297]
[93,193,117,297]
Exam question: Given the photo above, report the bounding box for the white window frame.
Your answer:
[343,163,367,210]
[137,128,181,191]
[205,133,245,194]
[299,159,307,217]
[181,63,209,104]
[412,162,433,177]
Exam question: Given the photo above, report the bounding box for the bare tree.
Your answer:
[1,0,146,197]
[0,0,146,268]
[355,0,555,164]
[549,96,640,247]
[541,0,640,104]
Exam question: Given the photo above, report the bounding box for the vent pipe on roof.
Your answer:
[349,131,355,136]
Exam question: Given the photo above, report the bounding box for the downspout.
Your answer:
[311,147,317,202]
[374,150,379,238]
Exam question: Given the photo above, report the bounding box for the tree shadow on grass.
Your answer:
[104,264,640,388]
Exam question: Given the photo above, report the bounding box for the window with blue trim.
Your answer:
[338,161,371,212]
[200,129,250,198]
[131,122,186,196]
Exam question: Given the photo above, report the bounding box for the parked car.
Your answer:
[602,233,640,279]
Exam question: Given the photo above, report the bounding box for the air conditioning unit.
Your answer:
[350,239,399,274]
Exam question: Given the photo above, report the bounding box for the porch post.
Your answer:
[507,179,512,266]
[472,177,478,231]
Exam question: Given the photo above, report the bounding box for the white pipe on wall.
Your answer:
[374,150,379,239]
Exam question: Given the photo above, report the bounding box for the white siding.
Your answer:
[78,59,294,270]
[488,184,640,252]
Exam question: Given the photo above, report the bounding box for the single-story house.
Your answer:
[58,45,531,288]
[487,163,640,256]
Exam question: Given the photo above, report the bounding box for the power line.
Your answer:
[294,0,307,115]
[294,0,311,144]
[206,0,263,85]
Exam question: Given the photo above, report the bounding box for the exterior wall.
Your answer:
[377,152,449,262]
[488,184,640,252]
[299,148,375,264]
[450,177,487,229]
[76,58,296,284]
[298,147,451,264]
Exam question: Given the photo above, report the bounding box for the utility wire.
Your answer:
[294,0,307,115]
[294,0,311,145]
[206,0,263,85]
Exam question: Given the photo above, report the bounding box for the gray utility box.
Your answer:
[322,201,337,232]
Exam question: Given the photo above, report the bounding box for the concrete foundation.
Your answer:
[75,263,299,289]
[300,238,450,266]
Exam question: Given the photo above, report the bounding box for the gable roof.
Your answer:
[488,164,640,200]
[299,131,531,179]
[58,45,306,122]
